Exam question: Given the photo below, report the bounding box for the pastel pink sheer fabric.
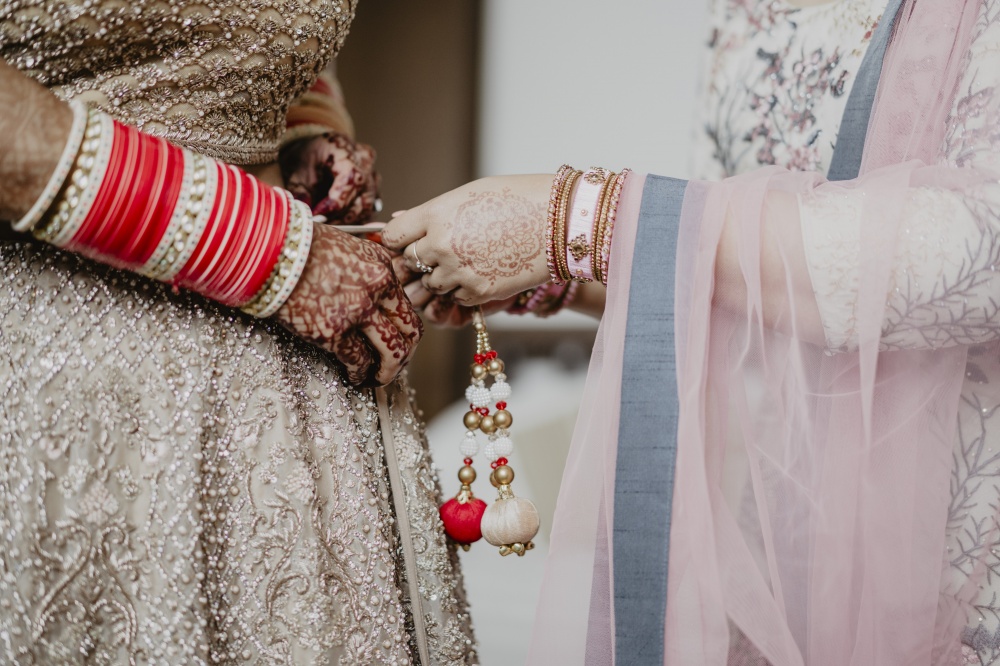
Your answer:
[526,175,645,666]
[529,1,989,664]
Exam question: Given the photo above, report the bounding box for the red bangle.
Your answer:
[203,167,255,301]
[123,140,183,265]
[234,184,285,305]
[68,118,131,261]
[33,110,312,318]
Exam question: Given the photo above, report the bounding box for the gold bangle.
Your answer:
[554,169,581,284]
[545,165,574,283]
[591,169,617,285]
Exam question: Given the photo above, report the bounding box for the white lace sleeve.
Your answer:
[800,1,1000,352]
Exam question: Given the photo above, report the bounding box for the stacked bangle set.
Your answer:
[510,164,629,317]
[15,102,312,318]
[547,164,630,286]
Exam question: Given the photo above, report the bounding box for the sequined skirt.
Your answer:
[0,242,477,665]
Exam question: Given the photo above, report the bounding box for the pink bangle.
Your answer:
[564,168,609,283]
[599,169,631,285]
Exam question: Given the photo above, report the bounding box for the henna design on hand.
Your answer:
[449,188,546,287]
[280,132,380,225]
[276,224,421,386]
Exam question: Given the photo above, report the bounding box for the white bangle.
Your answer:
[35,110,114,247]
[240,191,314,318]
[13,100,89,233]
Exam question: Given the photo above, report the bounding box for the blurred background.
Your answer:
[337,1,708,662]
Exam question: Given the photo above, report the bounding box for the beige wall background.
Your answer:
[337,0,481,421]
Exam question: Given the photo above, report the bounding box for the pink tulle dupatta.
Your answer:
[526,175,646,666]
[669,1,982,665]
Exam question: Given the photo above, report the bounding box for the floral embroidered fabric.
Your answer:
[693,1,1000,663]
[0,245,477,665]
[694,0,883,180]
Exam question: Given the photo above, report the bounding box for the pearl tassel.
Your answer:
[439,308,540,556]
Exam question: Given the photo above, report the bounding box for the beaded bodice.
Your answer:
[0,0,355,164]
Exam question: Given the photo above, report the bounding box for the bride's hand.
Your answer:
[279,132,380,224]
[390,257,514,326]
[275,223,422,386]
[381,175,552,305]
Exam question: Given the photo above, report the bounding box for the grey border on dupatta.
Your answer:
[610,175,687,665]
[608,1,904,663]
[827,0,906,182]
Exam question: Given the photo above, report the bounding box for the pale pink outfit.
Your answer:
[531,0,1000,664]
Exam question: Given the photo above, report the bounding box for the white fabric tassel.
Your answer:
[481,496,539,549]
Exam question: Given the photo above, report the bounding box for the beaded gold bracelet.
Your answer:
[590,169,618,285]
[553,169,581,284]
[599,169,631,285]
[545,165,574,284]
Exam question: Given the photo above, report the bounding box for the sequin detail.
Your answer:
[0,243,476,664]
[0,0,357,165]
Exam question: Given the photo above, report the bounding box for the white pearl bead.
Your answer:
[460,433,479,456]
[483,441,497,460]
[490,380,512,402]
[464,385,490,408]
[493,436,513,457]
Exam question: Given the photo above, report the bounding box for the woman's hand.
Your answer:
[381,175,552,306]
[388,254,514,326]
[279,132,380,224]
[406,285,516,327]
[275,223,422,386]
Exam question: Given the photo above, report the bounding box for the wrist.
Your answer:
[2,99,76,223]
[545,165,631,286]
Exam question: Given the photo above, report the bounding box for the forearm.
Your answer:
[567,282,606,318]
[2,83,311,318]
[0,59,72,222]
[0,59,418,386]
[712,187,826,345]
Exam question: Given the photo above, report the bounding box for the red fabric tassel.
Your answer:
[439,497,487,545]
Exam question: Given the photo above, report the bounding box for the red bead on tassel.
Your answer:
[439,464,488,550]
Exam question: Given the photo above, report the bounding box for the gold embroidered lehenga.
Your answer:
[0,1,476,664]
